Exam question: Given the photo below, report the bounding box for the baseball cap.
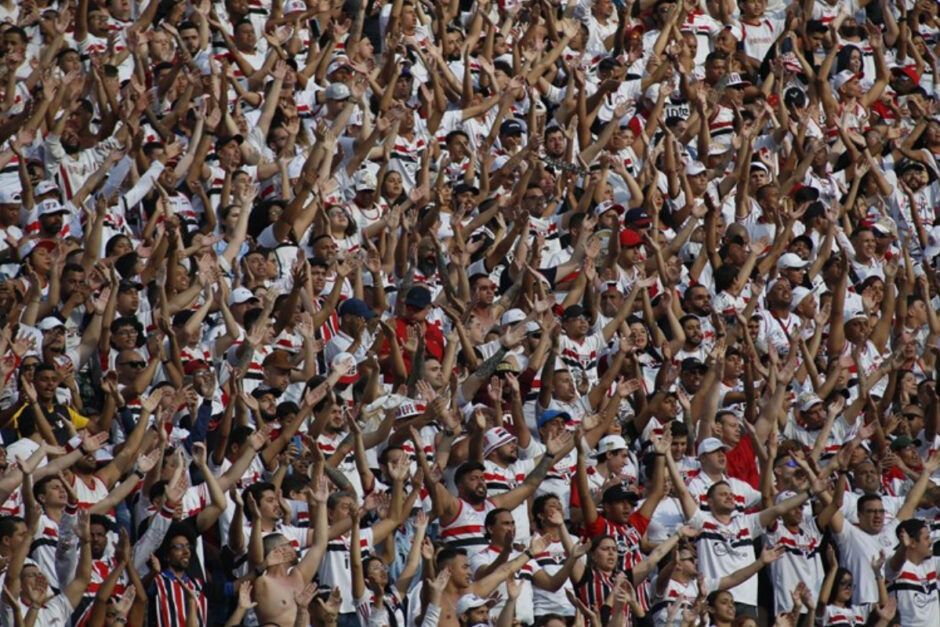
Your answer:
[326,56,352,76]
[262,350,293,372]
[593,435,628,458]
[798,393,824,412]
[686,160,707,176]
[500,308,526,326]
[832,69,860,92]
[790,286,814,312]
[482,427,517,458]
[536,409,570,429]
[228,287,259,306]
[892,66,921,85]
[251,385,281,399]
[602,483,640,504]
[283,0,306,12]
[117,279,144,293]
[34,181,60,196]
[404,286,432,309]
[183,360,211,375]
[697,437,730,456]
[681,357,707,372]
[395,398,426,420]
[456,594,494,616]
[594,200,625,217]
[355,172,377,192]
[0,189,21,204]
[619,228,643,248]
[37,198,68,217]
[775,490,798,505]
[500,118,526,136]
[324,82,351,100]
[37,316,66,331]
[777,252,809,271]
[453,182,480,195]
[331,352,360,385]
[561,305,585,321]
[338,298,376,319]
[726,72,751,87]
[890,435,922,451]
[17,239,55,259]
[624,208,652,227]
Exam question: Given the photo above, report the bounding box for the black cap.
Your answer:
[500,119,525,136]
[602,483,640,504]
[681,357,707,372]
[453,182,480,195]
[561,305,585,321]
[404,286,432,309]
[215,134,244,151]
[118,279,143,292]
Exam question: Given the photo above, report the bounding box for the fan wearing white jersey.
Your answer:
[886,518,940,627]
[818,451,940,606]
[414,427,568,556]
[666,449,821,616]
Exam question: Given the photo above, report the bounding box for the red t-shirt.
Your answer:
[726,436,759,489]
[379,318,445,374]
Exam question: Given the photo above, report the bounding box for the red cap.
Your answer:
[619,228,643,248]
[183,360,210,375]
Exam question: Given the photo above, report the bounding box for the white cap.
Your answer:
[832,69,860,92]
[790,286,813,312]
[0,188,21,204]
[844,306,868,323]
[228,287,259,306]
[456,594,492,616]
[777,252,809,271]
[686,160,706,176]
[593,435,629,458]
[324,82,351,100]
[37,198,67,217]
[355,171,377,192]
[37,316,66,331]
[697,437,730,456]
[283,0,306,12]
[708,144,730,156]
[799,392,824,412]
[331,351,360,385]
[483,427,517,458]
[525,320,540,334]
[594,200,625,216]
[726,72,750,87]
[34,180,59,196]
[326,56,352,76]
[395,398,426,420]
[500,308,526,326]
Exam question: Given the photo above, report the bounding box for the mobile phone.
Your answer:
[781,37,793,54]
[291,435,303,456]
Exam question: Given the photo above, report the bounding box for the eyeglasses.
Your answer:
[839,579,853,588]
[170,542,192,551]
[118,361,147,369]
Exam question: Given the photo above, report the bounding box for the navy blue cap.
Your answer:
[338,297,376,319]
[404,286,432,309]
[500,118,526,136]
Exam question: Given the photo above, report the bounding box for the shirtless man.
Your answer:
[252,478,329,626]
[425,534,549,626]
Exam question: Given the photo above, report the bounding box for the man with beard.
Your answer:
[782,393,852,464]
[427,431,565,556]
[480,427,538,544]
[757,279,800,359]
[683,284,716,350]
[151,523,208,626]
[31,198,70,240]
[686,437,761,513]
[675,316,707,364]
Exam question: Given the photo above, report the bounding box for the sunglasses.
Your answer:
[118,360,147,369]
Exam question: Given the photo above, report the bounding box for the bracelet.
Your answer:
[524,549,535,558]
[133,468,145,479]
[79,444,90,456]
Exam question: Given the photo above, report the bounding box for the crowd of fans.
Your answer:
[1,0,940,625]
